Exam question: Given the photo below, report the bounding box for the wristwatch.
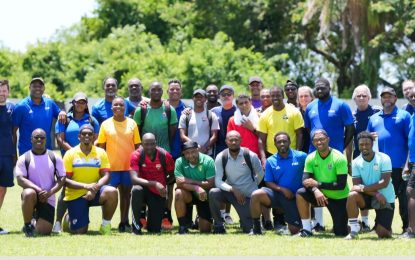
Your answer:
[359,184,365,193]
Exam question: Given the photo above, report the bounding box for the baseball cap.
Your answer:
[192,89,206,97]
[249,76,262,85]
[79,124,94,133]
[380,87,397,96]
[73,92,88,102]
[182,141,199,152]
[30,77,45,85]
[219,85,234,93]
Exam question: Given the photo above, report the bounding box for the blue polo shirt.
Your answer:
[211,105,236,156]
[264,149,307,193]
[304,96,354,153]
[12,97,60,155]
[170,100,187,159]
[55,112,100,155]
[408,114,415,163]
[353,105,380,158]
[0,101,15,156]
[402,103,415,115]
[91,98,136,125]
[367,107,410,168]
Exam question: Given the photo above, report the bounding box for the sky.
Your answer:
[0,0,97,52]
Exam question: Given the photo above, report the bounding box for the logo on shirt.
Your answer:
[142,164,147,168]
[162,112,167,118]
[156,164,162,170]
[328,109,336,114]
[275,165,281,170]
[373,163,379,171]
[45,106,50,110]
[292,162,299,166]
[242,160,247,166]
[282,115,288,120]
[327,163,333,170]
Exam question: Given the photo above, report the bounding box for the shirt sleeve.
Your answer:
[132,122,141,145]
[165,151,176,173]
[169,106,178,125]
[380,153,392,173]
[205,157,216,180]
[304,154,314,174]
[304,107,311,130]
[63,151,73,178]
[366,117,373,132]
[99,149,111,171]
[14,155,27,177]
[12,103,23,127]
[55,120,65,134]
[211,112,220,131]
[96,122,107,144]
[293,110,305,130]
[227,117,235,133]
[52,100,61,118]
[133,107,141,125]
[178,114,187,129]
[351,159,360,178]
[257,112,268,134]
[335,154,348,175]
[130,151,140,171]
[174,158,184,178]
[264,159,274,183]
[91,116,100,134]
[250,152,264,184]
[214,152,232,192]
[55,157,66,178]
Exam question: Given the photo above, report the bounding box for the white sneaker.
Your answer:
[0,227,8,235]
[52,222,62,234]
[275,225,290,235]
[224,214,234,225]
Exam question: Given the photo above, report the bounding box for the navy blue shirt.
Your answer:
[0,101,15,156]
[171,100,187,159]
[367,106,411,168]
[304,96,354,153]
[12,97,60,155]
[264,149,307,193]
[91,98,136,125]
[402,103,415,115]
[211,105,236,157]
[409,114,415,163]
[352,105,380,158]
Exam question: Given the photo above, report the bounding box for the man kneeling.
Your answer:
[345,131,395,239]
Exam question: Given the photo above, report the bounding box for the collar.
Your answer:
[379,106,398,116]
[28,96,45,106]
[276,149,293,160]
[317,96,333,105]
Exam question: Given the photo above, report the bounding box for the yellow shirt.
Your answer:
[63,145,110,201]
[257,104,304,154]
[97,117,141,171]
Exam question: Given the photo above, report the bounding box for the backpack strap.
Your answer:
[138,146,145,170]
[221,149,229,181]
[24,151,31,179]
[24,150,58,179]
[157,147,167,172]
[221,148,255,182]
[242,148,255,182]
[207,109,213,140]
[164,102,172,148]
[185,113,191,137]
[139,105,147,137]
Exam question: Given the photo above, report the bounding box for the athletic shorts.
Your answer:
[66,185,109,230]
[262,187,301,227]
[33,201,55,224]
[0,156,14,187]
[109,171,132,186]
[361,193,395,231]
[188,192,212,223]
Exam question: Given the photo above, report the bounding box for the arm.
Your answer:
[179,128,192,143]
[16,175,42,193]
[97,143,106,150]
[351,172,391,194]
[56,133,72,151]
[295,128,304,151]
[176,176,214,190]
[39,176,66,203]
[169,124,177,147]
[206,130,218,151]
[344,124,355,154]
[345,141,353,175]
[258,131,268,165]
[12,126,18,164]
[266,182,294,199]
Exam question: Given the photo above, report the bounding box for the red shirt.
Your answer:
[130,149,175,196]
[227,117,260,156]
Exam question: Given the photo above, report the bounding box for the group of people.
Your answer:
[1,75,415,240]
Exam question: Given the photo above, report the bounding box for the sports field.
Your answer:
[1,183,414,256]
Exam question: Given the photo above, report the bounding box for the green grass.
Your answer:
[1,184,415,256]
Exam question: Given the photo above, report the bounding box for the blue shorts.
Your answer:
[109,171,132,186]
[66,185,109,231]
[262,187,301,228]
[0,156,14,187]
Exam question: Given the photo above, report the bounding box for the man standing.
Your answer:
[401,80,415,115]
[210,131,264,234]
[248,76,263,109]
[345,131,395,239]
[126,78,149,108]
[15,129,66,237]
[130,133,175,234]
[367,86,411,234]
[174,141,216,234]
[284,80,299,107]
[250,132,305,235]
[0,80,15,234]
[206,84,221,111]
[63,124,118,235]
[296,129,350,237]
[13,77,66,155]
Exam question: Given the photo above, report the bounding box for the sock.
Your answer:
[178,217,188,227]
[253,218,261,230]
[314,207,324,226]
[361,215,369,226]
[348,218,360,233]
[301,219,312,232]
[102,219,111,226]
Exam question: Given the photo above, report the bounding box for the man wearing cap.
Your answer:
[174,141,216,234]
[63,124,118,235]
[179,89,219,156]
[13,78,67,155]
[206,84,221,111]
[367,86,411,234]
[126,78,150,108]
[248,76,263,109]
[92,77,136,125]
[284,80,299,107]
[401,80,415,115]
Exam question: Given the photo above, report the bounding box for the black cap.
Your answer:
[284,80,298,89]
[182,141,199,152]
[79,124,94,133]
[249,76,262,85]
[30,77,45,85]
[380,87,396,96]
[219,85,234,93]
[315,78,330,87]
[192,89,206,97]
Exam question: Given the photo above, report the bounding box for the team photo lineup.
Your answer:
[2,75,415,241]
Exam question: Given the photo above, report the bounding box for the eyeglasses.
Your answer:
[285,87,296,92]
[81,132,93,137]
[221,92,233,97]
[356,95,368,98]
[32,136,46,140]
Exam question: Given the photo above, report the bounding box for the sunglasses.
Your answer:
[221,92,233,97]
[81,132,93,137]
[32,136,46,140]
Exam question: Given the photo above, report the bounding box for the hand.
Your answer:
[303,178,318,188]
[58,111,67,124]
[84,183,99,193]
[241,118,255,132]
[375,192,386,206]
[195,186,207,201]
[155,182,167,198]
[347,164,352,176]
[182,107,192,116]
[260,156,267,169]
[279,187,294,200]
[38,190,50,203]
[313,189,328,207]
[402,166,411,181]
[231,187,246,205]
[369,132,378,139]
[82,190,96,201]
[139,100,149,107]
[351,185,362,192]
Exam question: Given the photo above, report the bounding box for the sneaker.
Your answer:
[274,223,287,232]
[360,222,370,233]
[22,224,35,237]
[178,226,188,235]
[132,224,142,235]
[161,218,173,230]
[249,227,263,235]
[399,231,415,239]
[263,220,273,231]
[344,231,359,240]
[125,222,131,230]
[52,222,62,234]
[99,223,111,235]
[297,229,313,237]
[213,224,226,234]
[118,222,127,233]
[224,214,234,225]
[0,227,8,235]
[139,218,148,230]
[275,225,290,235]
[312,223,326,232]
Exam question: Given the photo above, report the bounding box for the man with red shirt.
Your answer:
[130,133,175,234]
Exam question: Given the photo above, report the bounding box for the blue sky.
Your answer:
[0,0,96,51]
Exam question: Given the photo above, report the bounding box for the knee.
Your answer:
[208,188,220,199]
[131,185,143,196]
[376,225,392,238]
[347,191,359,202]
[251,189,265,201]
[21,188,37,202]
[296,187,306,197]
[103,187,118,201]
[175,189,184,201]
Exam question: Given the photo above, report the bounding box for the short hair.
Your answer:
[236,94,251,104]
[168,79,182,88]
[0,79,9,90]
[311,129,329,139]
[352,84,372,100]
[357,131,374,143]
[274,131,290,142]
[103,76,118,87]
[270,86,284,95]
[297,86,314,104]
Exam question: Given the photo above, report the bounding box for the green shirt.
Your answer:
[133,104,178,152]
[304,149,349,199]
[174,153,215,183]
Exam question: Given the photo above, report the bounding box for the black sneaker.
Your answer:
[213,224,226,234]
[22,224,35,237]
[249,227,263,235]
[132,224,142,235]
[191,215,199,230]
[178,226,189,235]
[297,229,313,237]
[312,223,325,232]
[360,222,370,233]
[263,220,273,231]
[118,222,126,233]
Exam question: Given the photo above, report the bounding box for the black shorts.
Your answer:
[33,202,55,224]
[297,188,348,236]
[262,187,301,227]
[188,192,212,223]
[0,156,14,187]
[361,194,395,231]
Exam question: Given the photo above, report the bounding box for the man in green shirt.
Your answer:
[296,129,349,237]
[174,141,215,234]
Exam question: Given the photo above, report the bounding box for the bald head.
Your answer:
[142,133,156,142]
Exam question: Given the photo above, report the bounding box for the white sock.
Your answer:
[220,209,226,217]
[348,218,360,233]
[102,219,111,226]
[314,207,324,226]
[361,215,369,226]
[301,219,312,232]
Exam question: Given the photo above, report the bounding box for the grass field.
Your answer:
[1,184,415,256]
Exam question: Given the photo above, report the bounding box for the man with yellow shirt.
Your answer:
[63,124,118,234]
[97,97,141,232]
